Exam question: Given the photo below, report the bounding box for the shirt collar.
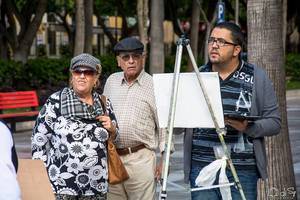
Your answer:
[121,69,145,86]
[205,60,244,73]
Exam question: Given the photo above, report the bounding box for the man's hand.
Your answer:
[155,153,164,181]
[225,117,248,132]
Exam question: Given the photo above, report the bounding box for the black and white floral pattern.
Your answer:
[32,88,118,196]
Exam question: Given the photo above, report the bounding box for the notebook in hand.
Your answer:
[224,113,260,121]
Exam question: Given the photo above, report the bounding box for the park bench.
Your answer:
[0,91,39,133]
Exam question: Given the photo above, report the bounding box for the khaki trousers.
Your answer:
[107,148,156,200]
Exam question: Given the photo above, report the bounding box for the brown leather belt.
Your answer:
[116,144,146,156]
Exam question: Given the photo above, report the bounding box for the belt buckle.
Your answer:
[128,147,132,154]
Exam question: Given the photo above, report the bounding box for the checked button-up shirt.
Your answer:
[103,70,165,153]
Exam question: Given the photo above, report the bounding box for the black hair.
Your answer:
[212,21,245,50]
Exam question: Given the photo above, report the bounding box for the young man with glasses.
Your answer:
[184,22,281,199]
[103,37,165,200]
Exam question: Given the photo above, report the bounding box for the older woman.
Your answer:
[32,53,118,200]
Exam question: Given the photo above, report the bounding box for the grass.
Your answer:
[286,80,300,90]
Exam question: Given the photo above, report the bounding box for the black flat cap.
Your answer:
[113,37,144,54]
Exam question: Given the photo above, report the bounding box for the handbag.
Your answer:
[100,95,129,184]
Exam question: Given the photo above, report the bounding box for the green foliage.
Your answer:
[26,58,70,89]
[94,0,136,16]
[0,55,120,103]
[48,0,75,15]
[286,53,300,81]
[286,80,300,90]
[165,55,204,73]
[1,53,299,102]
[37,44,47,57]
[0,60,24,91]
[0,55,119,89]
[99,54,120,76]
[59,44,72,58]
[165,55,188,73]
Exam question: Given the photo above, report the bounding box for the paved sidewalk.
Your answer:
[287,90,300,199]
[13,90,300,200]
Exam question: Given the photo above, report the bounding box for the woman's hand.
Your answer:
[96,115,116,137]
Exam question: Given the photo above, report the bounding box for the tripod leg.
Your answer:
[160,41,184,200]
[185,44,247,200]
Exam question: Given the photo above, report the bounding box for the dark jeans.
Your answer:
[190,161,259,200]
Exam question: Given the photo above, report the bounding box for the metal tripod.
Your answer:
[159,35,246,200]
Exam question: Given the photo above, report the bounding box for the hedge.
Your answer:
[0,55,120,104]
[0,53,298,104]
[286,53,300,81]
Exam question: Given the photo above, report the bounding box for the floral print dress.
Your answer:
[32,88,118,196]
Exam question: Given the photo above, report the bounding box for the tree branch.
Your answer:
[165,0,183,36]
[116,0,129,39]
[18,0,47,52]
[97,15,117,46]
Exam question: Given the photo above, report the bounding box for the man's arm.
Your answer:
[244,69,281,138]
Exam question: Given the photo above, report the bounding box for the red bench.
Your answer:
[0,91,39,133]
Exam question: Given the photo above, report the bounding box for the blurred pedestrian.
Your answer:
[0,120,21,200]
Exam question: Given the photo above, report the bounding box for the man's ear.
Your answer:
[116,56,122,67]
[233,45,242,57]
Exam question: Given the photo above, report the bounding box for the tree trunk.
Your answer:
[54,12,75,55]
[200,5,217,64]
[247,1,296,199]
[137,0,149,52]
[116,0,130,39]
[187,0,200,72]
[84,0,93,54]
[282,0,287,57]
[165,0,184,36]
[74,0,85,56]
[97,13,117,47]
[0,36,8,60]
[0,0,8,60]
[12,0,47,63]
[149,0,164,74]
[235,0,239,25]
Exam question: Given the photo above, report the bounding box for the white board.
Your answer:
[153,72,225,128]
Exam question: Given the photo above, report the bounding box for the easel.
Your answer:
[159,35,246,200]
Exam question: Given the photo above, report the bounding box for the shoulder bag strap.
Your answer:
[100,95,107,115]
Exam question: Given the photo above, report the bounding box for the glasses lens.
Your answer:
[208,37,215,44]
[132,53,142,60]
[217,38,226,46]
[120,54,129,61]
[208,37,234,47]
[120,54,142,61]
[73,69,95,76]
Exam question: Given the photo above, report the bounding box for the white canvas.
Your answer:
[153,72,225,128]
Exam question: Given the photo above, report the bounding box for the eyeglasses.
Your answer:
[208,37,238,47]
[72,69,96,76]
[119,53,143,61]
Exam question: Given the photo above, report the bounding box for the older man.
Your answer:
[104,37,165,200]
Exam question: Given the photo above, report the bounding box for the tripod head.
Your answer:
[176,34,190,46]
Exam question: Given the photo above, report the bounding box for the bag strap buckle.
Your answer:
[128,147,132,154]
